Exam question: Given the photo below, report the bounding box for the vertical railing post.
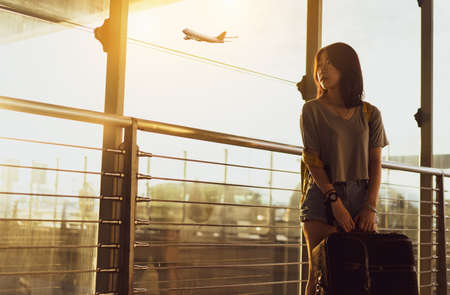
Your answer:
[299,155,306,295]
[269,151,274,241]
[436,174,447,295]
[300,1,322,293]
[95,0,130,292]
[119,119,139,294]
[418,0,433,292]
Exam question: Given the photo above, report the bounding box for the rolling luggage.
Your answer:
[312,232,418,295]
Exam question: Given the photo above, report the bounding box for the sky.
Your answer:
[0,0,449,208]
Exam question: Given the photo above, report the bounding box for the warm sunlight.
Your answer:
[1,1,450,294]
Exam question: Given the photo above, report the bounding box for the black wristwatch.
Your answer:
[326,191,339,203]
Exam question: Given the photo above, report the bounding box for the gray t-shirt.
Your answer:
[300,99,389,183]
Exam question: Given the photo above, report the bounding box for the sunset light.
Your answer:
[1,0,449,294]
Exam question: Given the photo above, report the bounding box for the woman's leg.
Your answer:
[302,220,337,295]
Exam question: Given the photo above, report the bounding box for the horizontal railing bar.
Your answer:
[136,120,302,155]
[136,220,299,229]
[136,196,151,202]
[135,242,303,248]
[385,185,437,192]
[156,276,308,295]
[414,242,439,246]
[0,96,301,155]
[377,212,436,217]
[237,292,272,295]
[150,259,273,268]
[0,268,118,276]
[2,95,449,177]
[0,218,121,224]
[0,136,125,154]
[0,163,124,178]
[0,191,123,201]
[380,182,437,191]
[135,261,301,271]
[138,174,300,193]
[0,286,60,293]
[382,160,449,177]
[0,95,131,126]
[139,151,300,175]
[148,257,271,265]
[420,269,438,274]
[0,244,120,250]
[377,211,440,218]
[378,197,420,203]
[379,198,439,205]
[149,274,269,285]
[163,280,302,291]
[420,283,438,288]
[377,228,437,232]
[419,256,439,260]
[420,200,441,205]
[141,197,300,210]
[1,263,67,268]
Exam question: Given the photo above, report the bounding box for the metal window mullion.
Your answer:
[435,175,447,295]
[118,120,138,295]
[418,0,434,294]
[299,0,322,102]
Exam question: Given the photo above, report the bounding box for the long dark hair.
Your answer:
[313,42,364,108]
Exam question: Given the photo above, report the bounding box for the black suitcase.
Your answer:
[312,232,419,295]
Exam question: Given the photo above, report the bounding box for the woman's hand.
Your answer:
[354,207,377,232]
[331,199,355,232]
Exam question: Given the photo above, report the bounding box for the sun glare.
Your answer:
[220,0,240,9]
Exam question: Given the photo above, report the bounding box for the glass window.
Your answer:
[134,131,302,295]
[434,1,450,171]
[125,0,306,145]
[0,112,104,294]
[0,1,108,111]
[0,1,109,293]
[126,1,307,294]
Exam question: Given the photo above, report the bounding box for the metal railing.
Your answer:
[0,95,449,295]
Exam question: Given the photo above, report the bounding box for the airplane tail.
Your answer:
[216,31,227,41]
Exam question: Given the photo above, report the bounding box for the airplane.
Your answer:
[182,28,238,43]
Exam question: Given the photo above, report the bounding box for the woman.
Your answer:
[299,42,388,295]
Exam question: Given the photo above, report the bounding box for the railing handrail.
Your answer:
[0,95,300,155]
[1,95,449,177]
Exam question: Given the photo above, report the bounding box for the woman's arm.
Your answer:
[305,149,355,232]
[367,147,382,208]
[354,147,382,231]
[308,163,334,195]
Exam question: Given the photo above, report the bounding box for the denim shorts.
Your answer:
[300,180,369,224]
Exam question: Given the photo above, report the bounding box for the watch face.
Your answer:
[329,192,338,201]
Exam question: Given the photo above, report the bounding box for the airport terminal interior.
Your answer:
[0,0,449,294]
